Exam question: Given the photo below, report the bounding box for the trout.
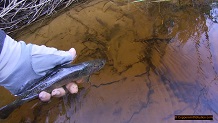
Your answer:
[0,59,106,119]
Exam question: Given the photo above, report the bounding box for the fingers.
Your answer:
[68,48,77,60]
[39,82,79,102]
[38,88,66,102]
[51,87,66,97]
[39,91,51,102]
[66,82,78,94]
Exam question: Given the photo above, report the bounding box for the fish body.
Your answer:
[0,59,105,119]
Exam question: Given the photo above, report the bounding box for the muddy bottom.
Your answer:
[1,0,218,123]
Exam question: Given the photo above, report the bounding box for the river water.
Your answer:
[1,0,218,123]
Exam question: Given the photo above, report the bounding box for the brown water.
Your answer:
[1,0,218,123]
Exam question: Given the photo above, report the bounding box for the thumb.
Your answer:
[68,48,77,61]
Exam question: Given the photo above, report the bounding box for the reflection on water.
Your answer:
[1,0,218,122]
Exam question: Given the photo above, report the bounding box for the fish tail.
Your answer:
[0,99,26,119]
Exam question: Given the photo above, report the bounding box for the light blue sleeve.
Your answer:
[0,29,6,54]
[31,44,74,76]
[0,35,75,95]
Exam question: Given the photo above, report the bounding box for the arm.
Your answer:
[0,29,78,101]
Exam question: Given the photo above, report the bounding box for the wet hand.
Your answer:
[39,48,79,102]
[39,82,79,102]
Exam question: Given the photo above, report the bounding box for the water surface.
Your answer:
[1,0,218,123]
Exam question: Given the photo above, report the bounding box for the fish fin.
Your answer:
[0,99,26,119]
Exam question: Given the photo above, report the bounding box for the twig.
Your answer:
[0,0,79,33]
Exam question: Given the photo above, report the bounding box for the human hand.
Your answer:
[39,82,79,102]
[0,33,82,100]
[38,48,81,102]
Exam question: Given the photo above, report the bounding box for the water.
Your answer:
[1,0,218,122]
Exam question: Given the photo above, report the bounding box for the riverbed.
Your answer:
[1,0,218,123]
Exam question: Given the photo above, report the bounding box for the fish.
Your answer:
[0,59,106,119]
